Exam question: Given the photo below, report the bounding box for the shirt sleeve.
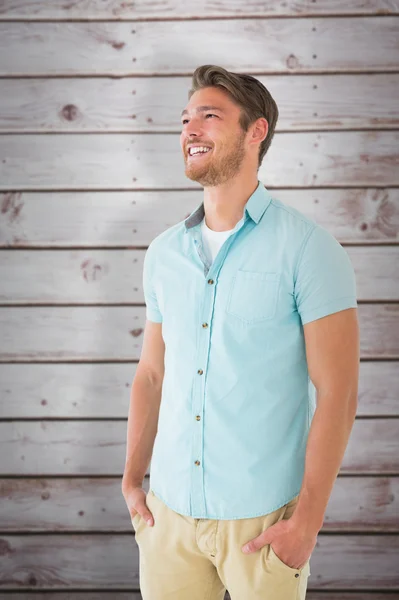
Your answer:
[294,225,358,325]
[142,241,163,323]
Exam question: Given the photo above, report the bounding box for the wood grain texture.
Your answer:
[0,4,398,597]
[0,18,398,76]
[0,588,399,600]
[0,418,398,475]
[0,596,146,600]
[1,0,398,19]
[0,304,396,361]
[1,131,398,189]
[0,595,398,600]
[0,74,398,132]
[1,246,397,304]
[1,188,398,247]
[0,533,398,590]
[0,476,398,532]
[0,534,140,589]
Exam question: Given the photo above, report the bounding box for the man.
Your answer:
[122,64,360,600]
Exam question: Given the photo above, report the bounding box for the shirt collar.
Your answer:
[184,180,272,232]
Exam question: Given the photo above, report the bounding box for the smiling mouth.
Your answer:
[187,149,213,159]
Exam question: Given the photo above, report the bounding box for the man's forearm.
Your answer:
[291,391,358,534]
[122,372,162,492]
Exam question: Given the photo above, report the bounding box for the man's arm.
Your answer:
[122,319,165,492]
[291,307,360,534]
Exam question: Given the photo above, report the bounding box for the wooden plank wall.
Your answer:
[0,1,398,598]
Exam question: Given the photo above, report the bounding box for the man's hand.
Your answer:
[122,485,154,527]
[241,515,317,570]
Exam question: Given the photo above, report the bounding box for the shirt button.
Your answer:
[196,415,201,421]
[194,460,200,466]
[207,278,214,284]
[197,369,203,375]
[295,573,299,578]
[202,322,208,328]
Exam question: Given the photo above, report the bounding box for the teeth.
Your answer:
[189,146,211,156]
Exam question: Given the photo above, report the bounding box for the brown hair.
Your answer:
[188,65,279,170]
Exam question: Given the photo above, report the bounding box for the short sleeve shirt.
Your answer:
[142,180,358,519]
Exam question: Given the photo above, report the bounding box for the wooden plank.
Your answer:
[1,131,398,190]
[348,247,399,300]
[0,74,398,132]
[0,591,397,600]
[1,246,397,304]
[0,596,140,600]
[0,360,397,419]
[0,534,139,589]
[0,304,396,362]
[0,418,397,476]
[0,533,398,589]
[0,18,398,76]
[358,304,399,359]
[1,0,398,19]
[0,590,395,599]
[0,249,145,304]
[1,476,398,532]
[1,188,398,247]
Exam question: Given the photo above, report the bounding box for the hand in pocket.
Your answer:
[122,485,154,527]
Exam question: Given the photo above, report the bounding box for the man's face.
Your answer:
[180,87,249,187]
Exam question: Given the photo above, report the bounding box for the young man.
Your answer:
[122,64,360,600]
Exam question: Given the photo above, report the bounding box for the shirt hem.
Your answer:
[149,487,302,520]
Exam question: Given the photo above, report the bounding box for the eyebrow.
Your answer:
[181,105,226,118]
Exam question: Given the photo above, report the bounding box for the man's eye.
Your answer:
[181,114,217,125]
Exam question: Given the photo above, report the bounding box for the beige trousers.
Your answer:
[132,488,311,600]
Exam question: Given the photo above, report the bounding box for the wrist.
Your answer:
[290,503,324,535]
[121,474,143,493]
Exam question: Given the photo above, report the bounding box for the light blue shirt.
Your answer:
[142,180,358,519]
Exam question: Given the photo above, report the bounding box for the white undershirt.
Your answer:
[200,216,236,265]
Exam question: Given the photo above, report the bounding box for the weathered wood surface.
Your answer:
[0,304,397,361]
[0,3,397,599]
[0,595,398,600]
[0,595,144,600]
[1,188,398,247]
[0,74,398,132]
[0,475,398,532]
[1,132,398,189]
[0,418,398,475]
[0,587,399,600]
[0,361,397,418]
[0,534,140,589]
[1,0,398,19]
[0,18,398,76]
[0,533,398,589]
[1,246,398,303]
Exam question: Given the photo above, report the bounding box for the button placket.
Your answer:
[189,218,247,517]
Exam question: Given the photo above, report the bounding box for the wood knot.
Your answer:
[61,104,79,122]
[0,539,14,556]
[129,328,143,337]
[111,41,126,50]
[81,259,108,282]
[286,54,299,69]
[1,192,24,222]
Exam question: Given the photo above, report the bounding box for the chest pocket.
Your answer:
[226,270,280,324]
